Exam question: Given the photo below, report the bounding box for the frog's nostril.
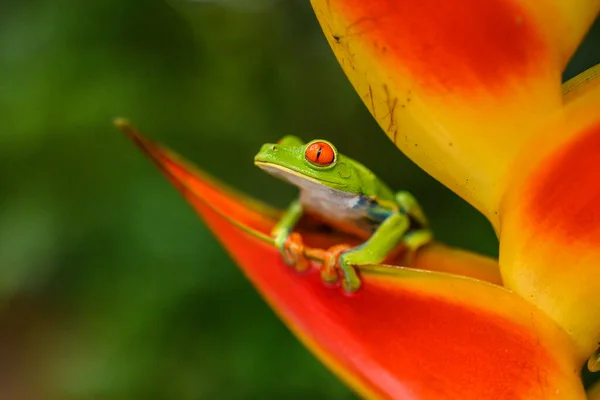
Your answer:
[272,145,277,151]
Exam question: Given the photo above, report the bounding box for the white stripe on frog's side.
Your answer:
[259,163,383,234]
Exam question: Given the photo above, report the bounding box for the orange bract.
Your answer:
[117,120,587,400]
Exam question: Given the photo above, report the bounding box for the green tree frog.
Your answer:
[254,136,432,293]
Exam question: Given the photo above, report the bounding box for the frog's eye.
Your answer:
[305,141,335,166]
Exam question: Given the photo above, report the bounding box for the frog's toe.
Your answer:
[320,268,339,284]
[342,277,362,293]
[282,232,309,272]
[320,244,352,285]
[338,256,362,293]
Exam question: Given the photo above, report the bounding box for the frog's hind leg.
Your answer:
[337,212,410,293]
[394,191,433,265]
[395,191,429,227]
[402,229,433,265]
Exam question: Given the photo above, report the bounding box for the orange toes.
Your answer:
[320,244,354,285]
[283,232,310,272]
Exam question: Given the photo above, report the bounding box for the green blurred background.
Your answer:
[1,1,598,398]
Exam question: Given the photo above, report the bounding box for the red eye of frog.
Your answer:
[305,142,335,166]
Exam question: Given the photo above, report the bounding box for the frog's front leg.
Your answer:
[337,211,411,293]
[272,199,309,271]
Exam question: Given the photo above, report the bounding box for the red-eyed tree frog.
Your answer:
[254,136,432,293]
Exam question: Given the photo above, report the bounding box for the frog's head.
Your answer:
[254,136,364,194]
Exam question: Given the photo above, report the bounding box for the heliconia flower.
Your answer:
[310,0,600,390]
[116,0,600,397]
[118,119,590,399]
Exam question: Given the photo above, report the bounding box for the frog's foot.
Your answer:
[321,244,353,285]
[281,232,310,272]
[402,229,433,266]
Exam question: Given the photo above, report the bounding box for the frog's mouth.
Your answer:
[254,161,344,190]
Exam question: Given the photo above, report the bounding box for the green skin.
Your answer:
[254,136,432,293]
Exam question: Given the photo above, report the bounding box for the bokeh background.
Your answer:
[1,0,599,398]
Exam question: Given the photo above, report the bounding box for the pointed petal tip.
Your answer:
[113,117,130,129]
[114,118,153,153]
[113,117,138,142]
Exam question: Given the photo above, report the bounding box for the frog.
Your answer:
[254,136,432,293]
